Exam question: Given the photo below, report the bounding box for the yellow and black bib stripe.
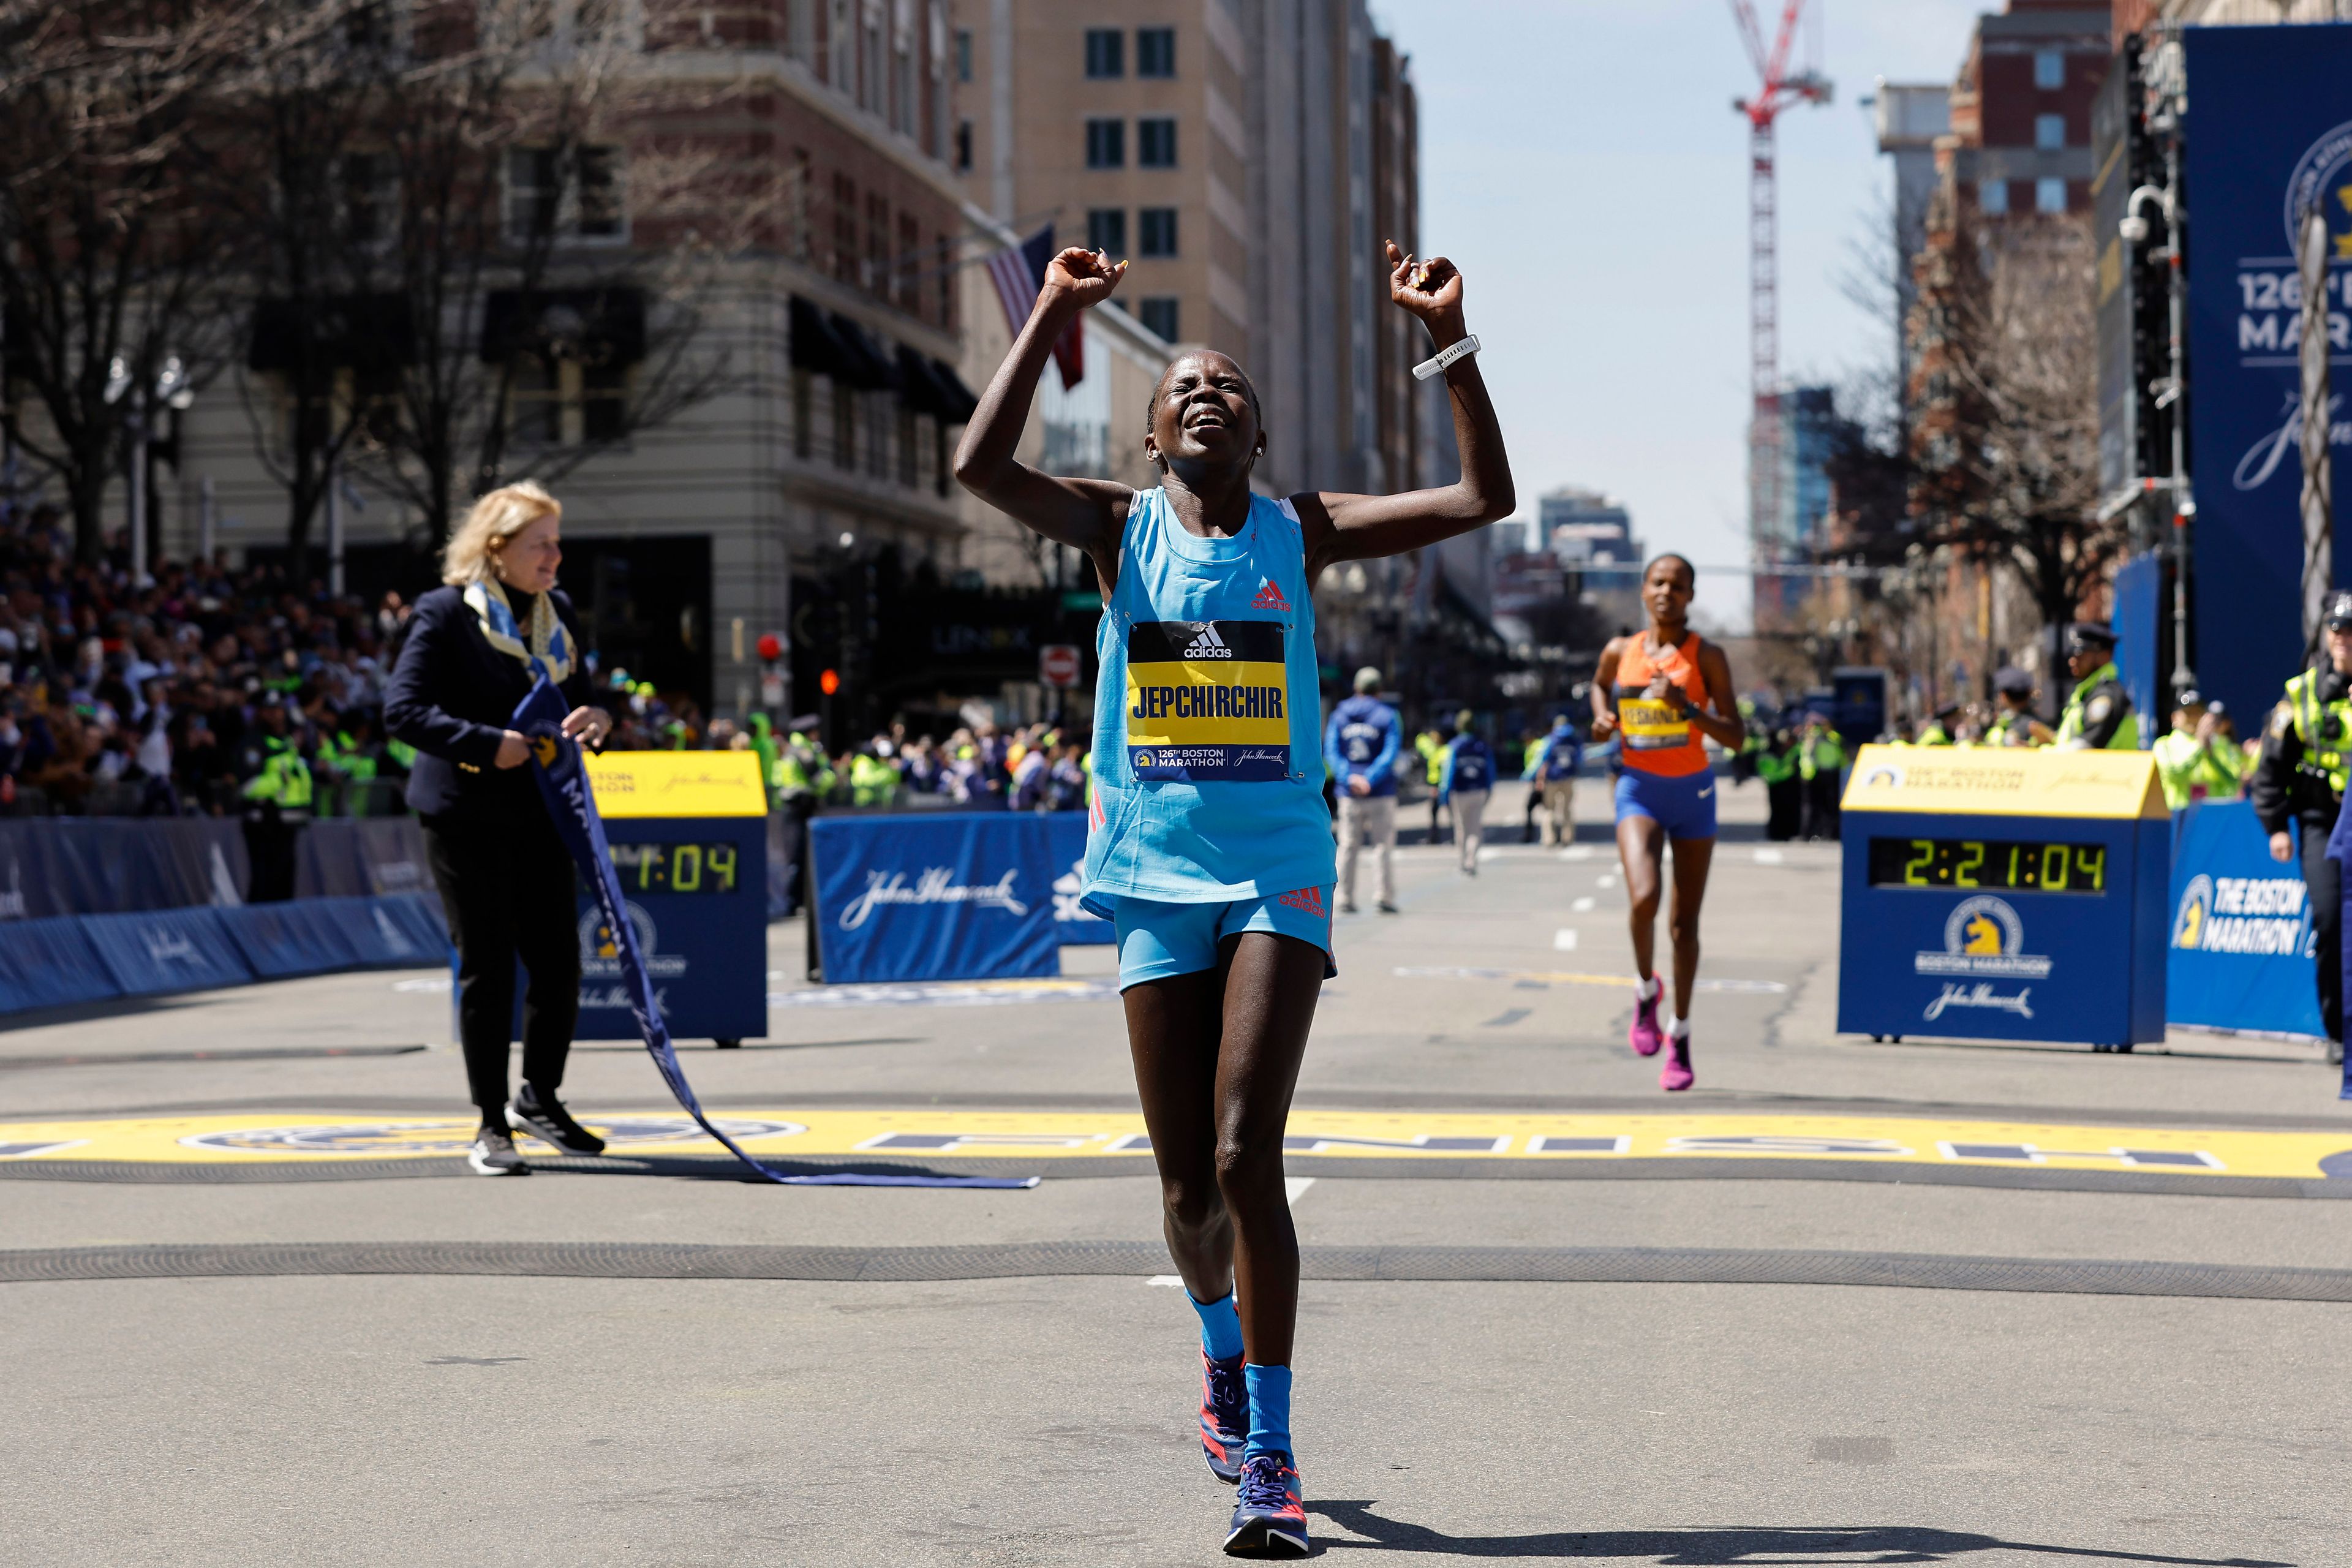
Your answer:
[1125,619,1291,782]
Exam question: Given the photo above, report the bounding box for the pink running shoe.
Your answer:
[1628,987,1665,1057]
[1660,1030,1694,1092]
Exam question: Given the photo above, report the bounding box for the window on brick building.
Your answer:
[897,213,922,314]
[937,232,954,328]
[955,28,972,82]
[1978,179,2009,216]
[509,356,564,446]
[1139,207,1178,257]
[833,174,858,283]
[1138,118,1177,168]
[955,121,973,172]
[1138,28,1175,77]
[866,192,889,295]
[2034,49,2064,91]
[1086,118,1124,168]
[1138,297,1180,342]
[790,149,815,261]
[1088,208,1126,257]
[2034,113,2065,151]
[1085,28,1123,78]
[582,363,627,442]
[793,369,814,461]
[503,146,625,244]
[2036,177,2067,214]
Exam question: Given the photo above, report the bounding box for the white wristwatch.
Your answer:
[1412,334,1481,381]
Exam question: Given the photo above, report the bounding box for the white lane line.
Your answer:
[1286,1177,1316,1204]
[1558,846,1596,862]
[1754,848,1785,865]
[1597,874,1619,889]
[1572,896,1596,913]
[1553,929,1580,951]
[1148,1275,1185,1288]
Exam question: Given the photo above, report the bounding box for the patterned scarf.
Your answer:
[464,576,573,685]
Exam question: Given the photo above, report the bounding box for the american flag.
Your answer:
[983,224,1085,391]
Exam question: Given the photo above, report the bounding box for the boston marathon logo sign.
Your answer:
[1913,895,2047,1022]
[2231,119,2352,491]
[2172,873,2312,955]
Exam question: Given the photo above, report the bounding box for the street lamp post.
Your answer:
[2120,43,2193,702]
[103,354,194,589]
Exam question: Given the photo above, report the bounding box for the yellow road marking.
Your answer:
[1,1110,2345,1180]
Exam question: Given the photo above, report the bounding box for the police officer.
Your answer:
[1916,702,1960,747]
[2251,591,2352,1060]
[2152,693,2244,811]
[1984,667,2053,748]
[2055,624,2138,750]
[238,695,313,902]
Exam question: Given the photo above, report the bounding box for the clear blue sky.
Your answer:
[1378,0,1989,631]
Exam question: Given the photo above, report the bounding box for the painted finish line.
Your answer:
[1,1110,2346,1180]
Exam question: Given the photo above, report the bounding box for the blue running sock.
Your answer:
[1190,1291,1244,1362]
[1243,1362,1293,1461]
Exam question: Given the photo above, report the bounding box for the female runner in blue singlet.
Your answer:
[956,244,1512,1559]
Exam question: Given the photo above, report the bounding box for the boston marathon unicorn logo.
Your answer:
[1914,895,2053,979]
[2173,874,2213,951]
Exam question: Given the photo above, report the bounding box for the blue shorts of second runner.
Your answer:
[1109,887,1338,989]
[1614,768,1719,840]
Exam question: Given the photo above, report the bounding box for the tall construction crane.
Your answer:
[1728,0,1831,609]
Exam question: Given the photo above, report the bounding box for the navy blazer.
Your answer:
[383,584,596,820]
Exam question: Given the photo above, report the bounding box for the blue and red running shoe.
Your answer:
[1199,1351,1249,1483]
[1224,1452,1310,1558]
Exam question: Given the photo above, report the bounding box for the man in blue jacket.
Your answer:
[1524,712,1582,846]
[1439,708,1494,875]
[1324,665,1401,914]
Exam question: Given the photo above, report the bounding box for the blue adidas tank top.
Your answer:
[1081,488,1336,912]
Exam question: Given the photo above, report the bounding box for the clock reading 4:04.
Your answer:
[1864,837,2108,894]
[606,842,741,894]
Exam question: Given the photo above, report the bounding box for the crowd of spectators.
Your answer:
[0,503,1091,820]
[0,505,413,818]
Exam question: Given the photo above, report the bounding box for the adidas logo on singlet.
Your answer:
[1252,579,1290,611]
[1182,623,1236,659]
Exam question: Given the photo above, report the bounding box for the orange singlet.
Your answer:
[1613,633,1711,778]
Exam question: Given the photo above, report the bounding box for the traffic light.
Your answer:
[819,668,840,696]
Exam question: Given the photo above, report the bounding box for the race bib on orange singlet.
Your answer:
[1126,620,1291,782]
[1618,695,1692,751]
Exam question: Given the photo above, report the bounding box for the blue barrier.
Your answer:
[2165,799,2326,1038]
[0,892,449,1017]
[1046,811,1112,946]
[0,915,119,1012]
[0,819,246,918]
[811,812,1060,984]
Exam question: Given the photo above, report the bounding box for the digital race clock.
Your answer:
[606,841,743,895]
[1864,836,2109,894]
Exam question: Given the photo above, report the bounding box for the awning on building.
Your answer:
[249,294,416,374]
[895,345,979,424]
[478,287,646,365]
[824,309,900,392]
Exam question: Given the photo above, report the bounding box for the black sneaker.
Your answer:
[507,1085,607,1156]
[1377,901,1400,914]
[468,1128,531,1176]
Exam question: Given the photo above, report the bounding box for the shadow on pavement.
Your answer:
[1306,1506,2290,1565]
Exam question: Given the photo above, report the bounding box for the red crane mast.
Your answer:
[1728,0,1831,610]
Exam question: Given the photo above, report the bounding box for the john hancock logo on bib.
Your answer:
[1913,895,2053,980]
[1126,619,1290,782]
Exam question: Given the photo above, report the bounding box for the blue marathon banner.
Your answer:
[810,812,1063,983]
[2165,801,2326,1039]
[513,682,1033,1189]
[2182,25,2352,724]
[1047,810,1112,946]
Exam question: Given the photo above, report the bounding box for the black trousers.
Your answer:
[2301,824,2343,1044]
[1765,778,1802,842]
[1802,774,1841,840]
[423,807,581,1121]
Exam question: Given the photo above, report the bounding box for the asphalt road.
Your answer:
[3,780,2346,1566]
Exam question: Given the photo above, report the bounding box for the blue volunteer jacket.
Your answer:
[1323,694,1401,798]
[1439,734,1493,801]
[1523,723,1582,784]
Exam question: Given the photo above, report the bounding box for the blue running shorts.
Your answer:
[1109,886,1338,989]
[1614,769,1719,841]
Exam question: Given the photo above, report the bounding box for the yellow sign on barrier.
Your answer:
[1839,744,2165,820]
[584,750,767,818]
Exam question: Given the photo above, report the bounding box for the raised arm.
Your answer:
[953,248,1136,589]
[1297,242,1515,584]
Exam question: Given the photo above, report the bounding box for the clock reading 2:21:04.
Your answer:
[1864,837,2108,895]
[606,842,742,895]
